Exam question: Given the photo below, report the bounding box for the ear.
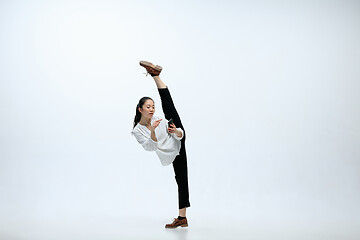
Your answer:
[138,107,142,113]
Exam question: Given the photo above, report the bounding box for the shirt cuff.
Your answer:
[172,128,184,141]
[150,137,158,144]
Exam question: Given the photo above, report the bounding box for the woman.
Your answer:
[131,61,190,229]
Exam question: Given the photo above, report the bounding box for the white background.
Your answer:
[1,0,359,239]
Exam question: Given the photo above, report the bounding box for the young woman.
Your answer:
[131,61,191,229]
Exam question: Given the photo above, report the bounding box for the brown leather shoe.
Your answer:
[139,60,162,76]
[165,217,188,228]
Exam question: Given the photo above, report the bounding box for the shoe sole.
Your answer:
[139,60,162,71]
[165,224,188,228]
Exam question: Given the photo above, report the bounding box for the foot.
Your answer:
[139,60,162,76]
[165,217,188,229]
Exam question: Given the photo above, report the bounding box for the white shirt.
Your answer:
[131,115,184,166]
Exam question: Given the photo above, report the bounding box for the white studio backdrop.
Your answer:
[0,0,359,239]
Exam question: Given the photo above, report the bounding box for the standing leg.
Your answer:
[173,141,191,213]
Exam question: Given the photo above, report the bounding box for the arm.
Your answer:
[132,119,163,151]
[174,128,183,139]
[168,123,184,141]
[150,126,158,142]
[132,130,158,151]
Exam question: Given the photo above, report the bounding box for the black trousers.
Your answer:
[158,87,191,209]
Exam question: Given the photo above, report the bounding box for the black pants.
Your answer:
[158,87,191,209]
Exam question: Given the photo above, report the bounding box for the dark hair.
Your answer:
[133,97,154,128]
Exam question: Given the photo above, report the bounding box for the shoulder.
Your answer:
[131,124,149,139]
[131,124,140,135]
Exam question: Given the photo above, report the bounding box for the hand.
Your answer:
[168,123,177,134]
[152,119,162,130]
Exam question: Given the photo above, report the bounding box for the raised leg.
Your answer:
[153,76,184,130]
[153,76,166,89]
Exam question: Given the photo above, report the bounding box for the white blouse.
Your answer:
[131,115,184,166]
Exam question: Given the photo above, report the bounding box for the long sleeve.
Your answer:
[131,115,182,166]
[132,130,158,151]
[171,128,184,141]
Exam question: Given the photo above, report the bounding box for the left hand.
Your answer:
[168,123,178,134]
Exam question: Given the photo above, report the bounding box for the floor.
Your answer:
[1,214,359,240]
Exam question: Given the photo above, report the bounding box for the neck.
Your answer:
[139,116,152,126]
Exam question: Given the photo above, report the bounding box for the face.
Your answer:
[139,99,155,119]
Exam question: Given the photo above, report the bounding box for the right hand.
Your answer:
[152,119,162,130]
